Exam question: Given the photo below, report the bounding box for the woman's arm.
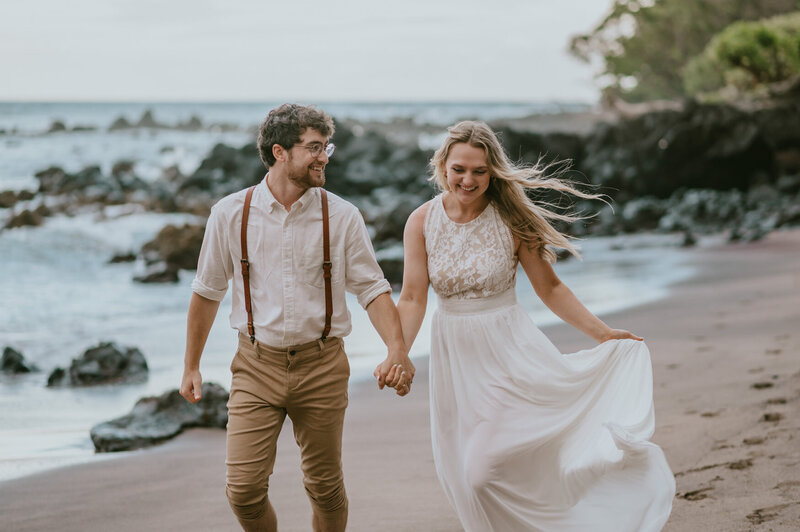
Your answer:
[396,203,432,352]
[518,240,642,343]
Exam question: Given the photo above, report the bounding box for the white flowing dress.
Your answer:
[424,195,675,532]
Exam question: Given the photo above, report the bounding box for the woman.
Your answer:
[395,121,675,531]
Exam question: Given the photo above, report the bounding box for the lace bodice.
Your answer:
[424,195,517,300]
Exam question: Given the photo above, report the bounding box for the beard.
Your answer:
[287,156,325,190]
[289,169,325,189]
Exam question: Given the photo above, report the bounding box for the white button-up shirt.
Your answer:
[191,179,391,347]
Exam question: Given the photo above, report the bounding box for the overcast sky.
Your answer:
[0,0,611,102]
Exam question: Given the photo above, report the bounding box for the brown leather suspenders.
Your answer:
[240,186,256,343]
[240,185,333,344]
[319,189,333,340]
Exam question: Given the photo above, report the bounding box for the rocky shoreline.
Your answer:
[2,99,798,288]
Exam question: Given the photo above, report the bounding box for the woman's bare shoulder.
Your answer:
[406,199,436,232]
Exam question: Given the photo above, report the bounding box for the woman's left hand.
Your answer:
[599,329,643,343]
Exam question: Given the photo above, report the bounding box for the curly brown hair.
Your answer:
[257,104,335,168]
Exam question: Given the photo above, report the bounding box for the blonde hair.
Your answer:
[430,121,603,262]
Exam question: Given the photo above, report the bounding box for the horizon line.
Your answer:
[0,98,598,106]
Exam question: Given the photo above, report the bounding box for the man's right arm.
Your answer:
[180,201,234,403]
[180,293,221,403]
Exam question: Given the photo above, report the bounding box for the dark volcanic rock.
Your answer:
[16,190,35,201]
[35,165,104,195]
[108,116,133,131]
[20,99,797,251]
[5,209,44,229]
[140,223,205,270]
[110,160,147,192]
[30,161,153,209]
[324,130,431,198]
[620,197,668,232]
[178,143,264,202]
[47,342,148,387]
[47,120,67,133]
[108,252,137,263]
[133,261,180,283]
[367,190,421,245]
[178,115,203,131]
[657,189,746,233]
[47,367,66,386]
[0,191,19,208]
[580,103,776,202]
[1,347,38,373]
[136,110,164,129]
[34,203,51,218]
[497,128,585,167]
[90,382,229,452]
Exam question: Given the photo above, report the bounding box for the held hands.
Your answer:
[374,356,416,397]
[599,329,643,343]
[179,368,203,404]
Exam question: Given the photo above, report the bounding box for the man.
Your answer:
[180,103,414,532]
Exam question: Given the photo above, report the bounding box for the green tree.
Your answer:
[684,12,800,98]
[570,0,800,102]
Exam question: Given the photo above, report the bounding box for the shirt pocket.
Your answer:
[301,234,343,289]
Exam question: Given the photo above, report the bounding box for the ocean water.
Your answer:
[0,101,691,483]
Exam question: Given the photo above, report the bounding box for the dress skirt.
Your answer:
[429,289,675,531]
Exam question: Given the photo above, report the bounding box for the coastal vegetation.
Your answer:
[683,12,800,100]
[569,0,800,102]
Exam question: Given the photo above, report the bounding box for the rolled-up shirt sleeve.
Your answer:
[191,203,233,301]
[344,209,391,308]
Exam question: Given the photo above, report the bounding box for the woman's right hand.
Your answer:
[599,329,643,343]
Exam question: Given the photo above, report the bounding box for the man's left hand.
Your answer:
[374,356,415,396]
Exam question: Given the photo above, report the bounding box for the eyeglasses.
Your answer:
[294,142,335,158]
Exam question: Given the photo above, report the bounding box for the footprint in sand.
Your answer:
[766,397,787,405]
[748,367,764,374]
[743,437,765,446]
[746,503,793,525]
[774,481,800,497]
[762,412,783,422]
[678,487,714,501]
[765,348,782,355]
[701,410,722,418]
[751,382,774,389]
[666,363,679,370]
[728,458,753,470]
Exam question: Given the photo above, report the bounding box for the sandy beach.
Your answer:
[1,229,798,531]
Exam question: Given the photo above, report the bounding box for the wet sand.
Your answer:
[1,229,798,531]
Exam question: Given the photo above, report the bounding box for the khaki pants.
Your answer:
[225,333,350,522]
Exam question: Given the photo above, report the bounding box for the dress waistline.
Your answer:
[437,289,517,315]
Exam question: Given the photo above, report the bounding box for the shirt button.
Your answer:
[289,350,296,356]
